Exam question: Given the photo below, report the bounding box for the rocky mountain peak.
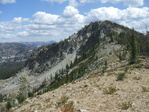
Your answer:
[25,21,125,75]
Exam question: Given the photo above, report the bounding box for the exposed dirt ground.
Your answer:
[12,62,149,112]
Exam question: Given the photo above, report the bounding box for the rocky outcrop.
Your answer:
[25,21,129,75]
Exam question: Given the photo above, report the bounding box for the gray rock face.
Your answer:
[25,21,124,74]
[0,43,33,64]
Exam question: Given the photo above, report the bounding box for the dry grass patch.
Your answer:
[56,96,69,108]
[103,86,117,94]
[87,74,98,79]
[142,86,149,92]
[119,101,132,110]
[133,76,141,80]
[61,101,75,112]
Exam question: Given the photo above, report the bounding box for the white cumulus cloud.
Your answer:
[0,0,16,4]
[121,7,149,20]
[17,31,29,37]
[120,18,149,30]
[33,11,63,24]
[0,17,30,42]
[80,0,94,3]
[12,17,29,23]
[98,0,144,7]
[86,7,121,22]
[41,0,68,4]
[69,0,78,7]
[124,0,144,7]
[42,0,78,7]
[0,22,22,32]
[86,7,149,22]
[62,6,79,17]
[42,0,144,7]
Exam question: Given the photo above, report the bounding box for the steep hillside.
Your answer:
[0,21,147,112]
[12,60,149,112]
[25,21,141,75]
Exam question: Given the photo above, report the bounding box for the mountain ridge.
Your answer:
[0,20,145,94]
[25,21,136,74]
[0,20,149,112]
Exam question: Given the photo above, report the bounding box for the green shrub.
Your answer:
[28,91,34,97]
[6,100,12,110]
[124,66,129,73]
[17,93,26,103]
[116,72,126,81]
[103,86,117,94]
[102,60,108,74]
[133,77,141,80]
[142,86,149,92]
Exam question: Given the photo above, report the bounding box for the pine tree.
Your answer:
[130,29,138,64]
[17,77,29,103]
[6,100,12,110]
[145,28,149,56]
[0,94,4,102]
[19,77,29,97]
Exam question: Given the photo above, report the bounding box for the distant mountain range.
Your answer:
[0,41,56,79]
[0,40,57,65]
[20,40,57,47]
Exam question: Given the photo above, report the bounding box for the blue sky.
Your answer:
[0,0,149,42]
